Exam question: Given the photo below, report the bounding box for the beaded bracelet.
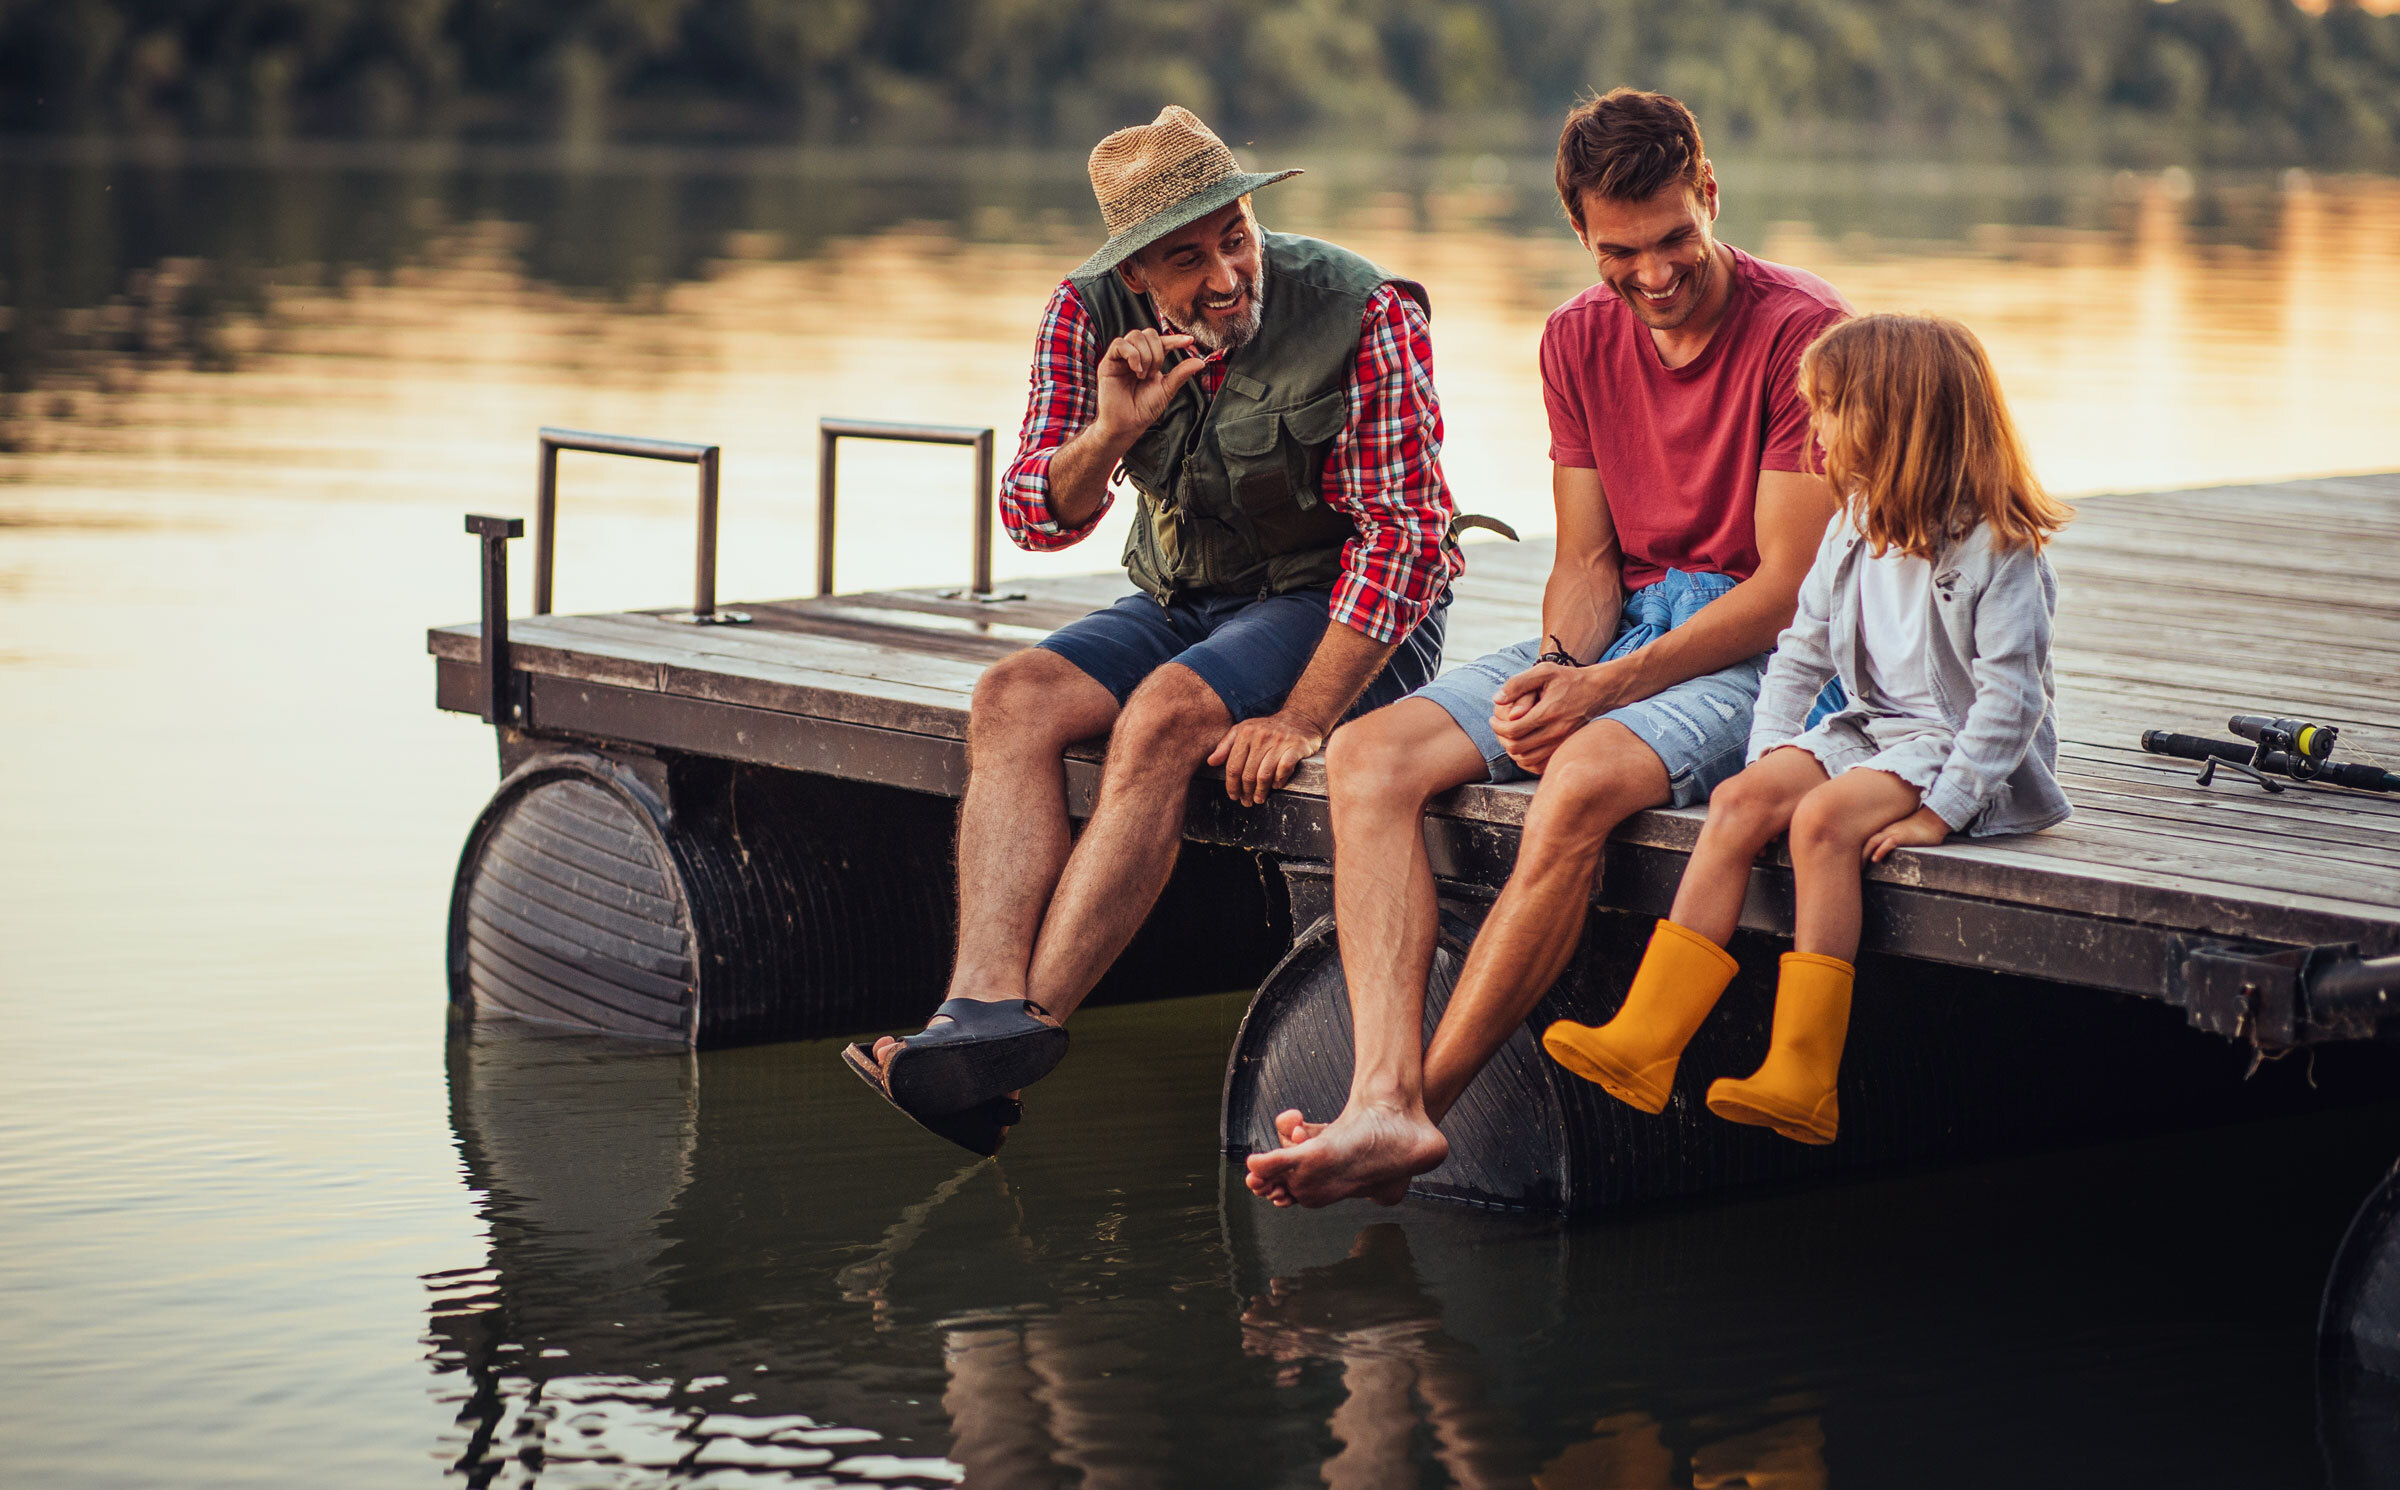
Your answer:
[1535,634,1580,668]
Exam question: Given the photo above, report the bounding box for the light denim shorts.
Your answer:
[1417,638,1767,804]
[1407,569,1801,806]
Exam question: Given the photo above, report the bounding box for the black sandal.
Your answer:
[841,1042,1024,1158]
[877,998,1069,1117]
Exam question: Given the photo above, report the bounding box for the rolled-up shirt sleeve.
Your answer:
[1318,285,1462,645]
[999,281,1109,551]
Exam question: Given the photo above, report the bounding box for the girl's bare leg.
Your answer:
[1784,768,1924,962]
[1668,747,1828,947]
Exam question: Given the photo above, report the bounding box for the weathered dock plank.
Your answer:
[432,473,2400,1015]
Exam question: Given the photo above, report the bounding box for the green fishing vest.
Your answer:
[1070,233,1430,604]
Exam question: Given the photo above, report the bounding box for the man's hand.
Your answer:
[1097,329,1209,440]
[1864,806,1950,863]
[1209,710,1325,806]
[1489,660,1633,773]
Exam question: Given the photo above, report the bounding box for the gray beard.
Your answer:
[1176,268,1266,354]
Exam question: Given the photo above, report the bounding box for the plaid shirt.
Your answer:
[999,279,1459,646]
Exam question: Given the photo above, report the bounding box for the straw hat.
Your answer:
[1072,106,1302,278]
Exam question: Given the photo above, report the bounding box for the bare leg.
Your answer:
[1246,700,1485,1207]
[1024,662,1231,1020]
[1666,746,1830,947]
[1786,768,1922,963]
[950,648,1121,1001]
[869,648,1115,1073]
[1421,721,1669,1123]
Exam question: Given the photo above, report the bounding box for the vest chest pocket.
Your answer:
[1214,407,1288,519]
[1217,388,1347,520]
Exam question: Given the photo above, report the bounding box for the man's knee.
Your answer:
[1327,703,1471,810]
[1535,724,1668,818]
[1515,726,1665,861]
[972,649,1065,723]
[1113,665,1228,763]
[970,650,1110,753]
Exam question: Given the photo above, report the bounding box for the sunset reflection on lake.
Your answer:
[7,161,2397,612]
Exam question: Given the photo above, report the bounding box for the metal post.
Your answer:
[466,513,525,726]
[815,417,1022,602]
[533,427,747,625]
[816,425,840,598]
[534,444,560,617]
[694,445,721,622]
[972,427,995,599]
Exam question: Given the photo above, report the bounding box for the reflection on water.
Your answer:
[1240,1226,1537,1489]
[437,1003,2400,1489]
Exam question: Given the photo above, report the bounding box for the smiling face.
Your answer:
[1118,199,1266,353]
[1575,177,1721,332]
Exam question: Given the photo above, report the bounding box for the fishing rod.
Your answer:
[2141,713,2400,795]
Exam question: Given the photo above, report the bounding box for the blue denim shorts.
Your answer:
[1409,569,1812,806]
[1038,587,1448,724]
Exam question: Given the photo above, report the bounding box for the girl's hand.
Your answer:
[1864,806,1950,863]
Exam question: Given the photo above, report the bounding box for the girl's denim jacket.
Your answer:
[1747,513,2073,837]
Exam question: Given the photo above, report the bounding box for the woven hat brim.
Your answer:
[1070,168,1302,280]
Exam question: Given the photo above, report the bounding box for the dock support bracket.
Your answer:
[465,513,528,727]
[2168,937,2398,1048]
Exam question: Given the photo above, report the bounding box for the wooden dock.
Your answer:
[431,471,2400,1051]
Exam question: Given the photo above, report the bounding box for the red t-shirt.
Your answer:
[1541,246,1851,589]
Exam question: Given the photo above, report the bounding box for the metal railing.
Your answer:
[817,418,1022,602]
[536,426,748,624]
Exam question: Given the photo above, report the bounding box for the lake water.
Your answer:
[5,142,2400,1488]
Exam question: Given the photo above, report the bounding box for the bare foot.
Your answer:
[1244,1101,1448,1209]
[1277,1108,1329,1147]
[1244,1109,1330,1204]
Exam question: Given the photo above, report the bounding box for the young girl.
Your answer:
[1542,313,2074,1145]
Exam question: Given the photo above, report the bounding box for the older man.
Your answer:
[844,106,1457,1153]
[1248,89,1853,1207]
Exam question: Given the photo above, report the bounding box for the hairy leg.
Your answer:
[950,649,1121,1000]
[1785,768,1923,964]
[872,648,1117,1070]
[1422,721,1669,1123]
[1666,747,1830,948]
[1247,700,1486,1207]
[1023,662,1232,1021]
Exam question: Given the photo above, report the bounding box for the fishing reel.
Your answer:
[2231,714,2337,772]
[2141,713,2400,795]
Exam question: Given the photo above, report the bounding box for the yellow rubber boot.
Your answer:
[1542,919,1739,1114]
[1705,952,1854,1145]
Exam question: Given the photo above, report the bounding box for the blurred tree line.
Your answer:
[5,0,2400,164]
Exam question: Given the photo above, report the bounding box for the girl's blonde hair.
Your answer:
[1797,313,2071,558]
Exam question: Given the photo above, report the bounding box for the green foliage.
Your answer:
[3,0,2398,163]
